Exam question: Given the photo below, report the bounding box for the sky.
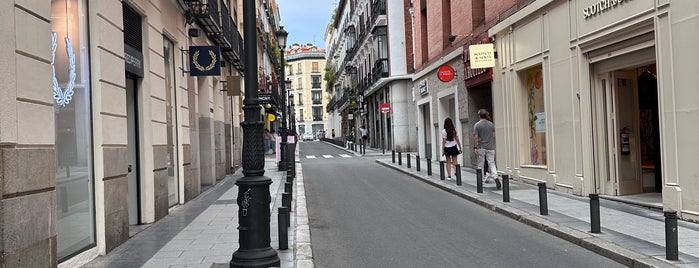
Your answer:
[276,0,338,49]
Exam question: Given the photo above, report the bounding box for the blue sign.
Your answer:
[189,46,221,76]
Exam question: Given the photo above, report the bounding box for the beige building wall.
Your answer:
[490,0,699,221]
[287,49,328,136]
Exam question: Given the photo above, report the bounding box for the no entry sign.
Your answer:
[379,103,391,114]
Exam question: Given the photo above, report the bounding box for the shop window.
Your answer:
[521,66,547,166]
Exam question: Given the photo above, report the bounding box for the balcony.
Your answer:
[185,0,244,73]
[313,115,323,121]
[326,96,336,113]
[312,98,322,105]
[220,3,244,71]
[372,58,389,82]
[371,0,386,22]
[312,82,322,89]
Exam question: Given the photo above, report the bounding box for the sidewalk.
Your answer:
[351,146,699,268]
[82,152,312,268]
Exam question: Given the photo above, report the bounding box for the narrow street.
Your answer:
[299,141,624,268]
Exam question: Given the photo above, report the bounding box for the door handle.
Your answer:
[128,165,132,173]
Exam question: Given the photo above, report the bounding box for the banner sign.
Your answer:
[258,93,272,104]
[189,46,221,76]
[124,45,144,78]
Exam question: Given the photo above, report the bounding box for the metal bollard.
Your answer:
[362,143,366,155]
[665,210,679,260]
[476,169,483,193]
[439,161,445,180]
[538,183,548,215]
[398,152,402,166]
[590,194,600,233]
[416,155,421,172]
[503,175,510,202]
[285,181,293,197]
[282,192,291,212]
[427,158,432,176]
[278,207,288,250]
[407,154,411,168]
[455,164,462,186]
[392,150,396,163]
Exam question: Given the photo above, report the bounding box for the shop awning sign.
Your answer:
[189,46,221,76]
[468,43,495,69]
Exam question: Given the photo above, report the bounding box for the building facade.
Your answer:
[0,0,284,266]
[489,0,699,221]
[325,0,415,152]
[285,44,328,138]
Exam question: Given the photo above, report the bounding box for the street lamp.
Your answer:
[275,26,289,172]
[230,0,280,267]
[286,79,296,174]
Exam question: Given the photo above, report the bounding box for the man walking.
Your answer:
[473,109,501,189]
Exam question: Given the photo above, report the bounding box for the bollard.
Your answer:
[392,150,396,163]
[407,153,411,168]
[590,194,601,233]
[538,183,548,215]
[439,161,445,180]
[476,169,483,193]
[282,192,291,213]
[285,181,293,197]
[398,152,402,166]
[665,210,679,260]
[416,155,421,172]
[455,164,462,186]
[362,144,366,155]
[427,158,432,176]
[503,175,510,202]
[278,207,288,250]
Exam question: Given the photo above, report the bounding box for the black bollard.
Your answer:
[407,153,411,168]
[392,150,396,163]
[278,207,288,250]
[362,143,366,155]
[538,183,548,215]
[455,164,462,186]
[665,210,679,260]
[590,194,600,233]
[439,161,445,180]
[427,158,432,176]
[416,155,421,172]
[398,152,402,166]
[476,169,483,193]
[285,181,293,197]
[282,192,291,209]
[503,175,510,202]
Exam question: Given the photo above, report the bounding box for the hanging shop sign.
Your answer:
[437,65,456,82]
[189,46,221,76]
[124,44,144,78]
[468,43,495,69]
[258,93,272,104]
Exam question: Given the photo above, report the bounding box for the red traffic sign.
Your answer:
[437,65,456,82]
[379,103,391,114]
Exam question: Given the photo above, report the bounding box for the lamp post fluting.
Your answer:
[229,0,280,267]
[276,27,289,172]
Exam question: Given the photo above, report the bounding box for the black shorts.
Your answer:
[362,135,368,140]
[444,146,461,156]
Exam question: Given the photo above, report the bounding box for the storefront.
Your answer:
[489,0,699,221]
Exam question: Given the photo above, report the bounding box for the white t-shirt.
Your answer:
[359,127,368,137]
[441,129,457,147]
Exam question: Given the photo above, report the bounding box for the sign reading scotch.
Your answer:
[189,46,221,76]
[468,43,495,69]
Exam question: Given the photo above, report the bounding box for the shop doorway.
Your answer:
[593,64,661,196]
[126,76,142,225]
[420,103,432,159]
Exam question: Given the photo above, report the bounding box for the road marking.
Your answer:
[339,154,352,158]
[306,155,316,159]
[322,155,334,158]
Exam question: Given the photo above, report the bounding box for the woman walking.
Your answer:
[442,118,462,180]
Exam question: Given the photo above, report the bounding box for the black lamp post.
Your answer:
[286,79,296,172]
[276,26,289,172]
[230,0,280,267]
[286,79,294,139]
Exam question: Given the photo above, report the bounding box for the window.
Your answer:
[312,90,322,104]
[522,65,547,165]
[298,93,303,105]
[52,0,96,260]
[163,36,179,207]
[300,109,305,121]
[312,106,323,121]
[297,63,303,74]
[288,65,293,75]
[297,78,302,90]
[312,62,319,73]
[311,75,322,88]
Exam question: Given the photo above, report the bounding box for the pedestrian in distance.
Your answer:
[331,128,336,139]
[473,109,501,189]
[359,125,369,150]
[263,129,272,154]
[441,118,462,180]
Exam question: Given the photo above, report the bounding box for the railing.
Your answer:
[312,98,322,104]
[372,58,389,82]
[313,115,323,121]
[220,3,244,71]
[312,82,321,89]
[371,0,386,22]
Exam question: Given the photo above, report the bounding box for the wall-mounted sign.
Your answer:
[583,0,626,19]
[379,103,391,114]
[189,46,221,76]
[124,44,144,78]
[437,65,456,82]
[418,79,428,95]
[468,43,495,69]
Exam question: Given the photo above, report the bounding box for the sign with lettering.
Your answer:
[418,79,428,95]
[189,46,221,76]
[124,45,144,77]
[437,65,456,82]
[258,93,272,104]
[583,0,625,19]
[468,43,495,69]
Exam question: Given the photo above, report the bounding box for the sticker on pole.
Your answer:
[379,103,392,114]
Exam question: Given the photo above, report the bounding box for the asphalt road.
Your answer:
[299,141,625,268]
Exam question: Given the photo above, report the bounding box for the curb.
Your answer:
[376,159,675,268]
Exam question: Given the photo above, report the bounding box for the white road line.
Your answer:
[339,154,352,158]
[322,155,334,158]
[306,155,316,159]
